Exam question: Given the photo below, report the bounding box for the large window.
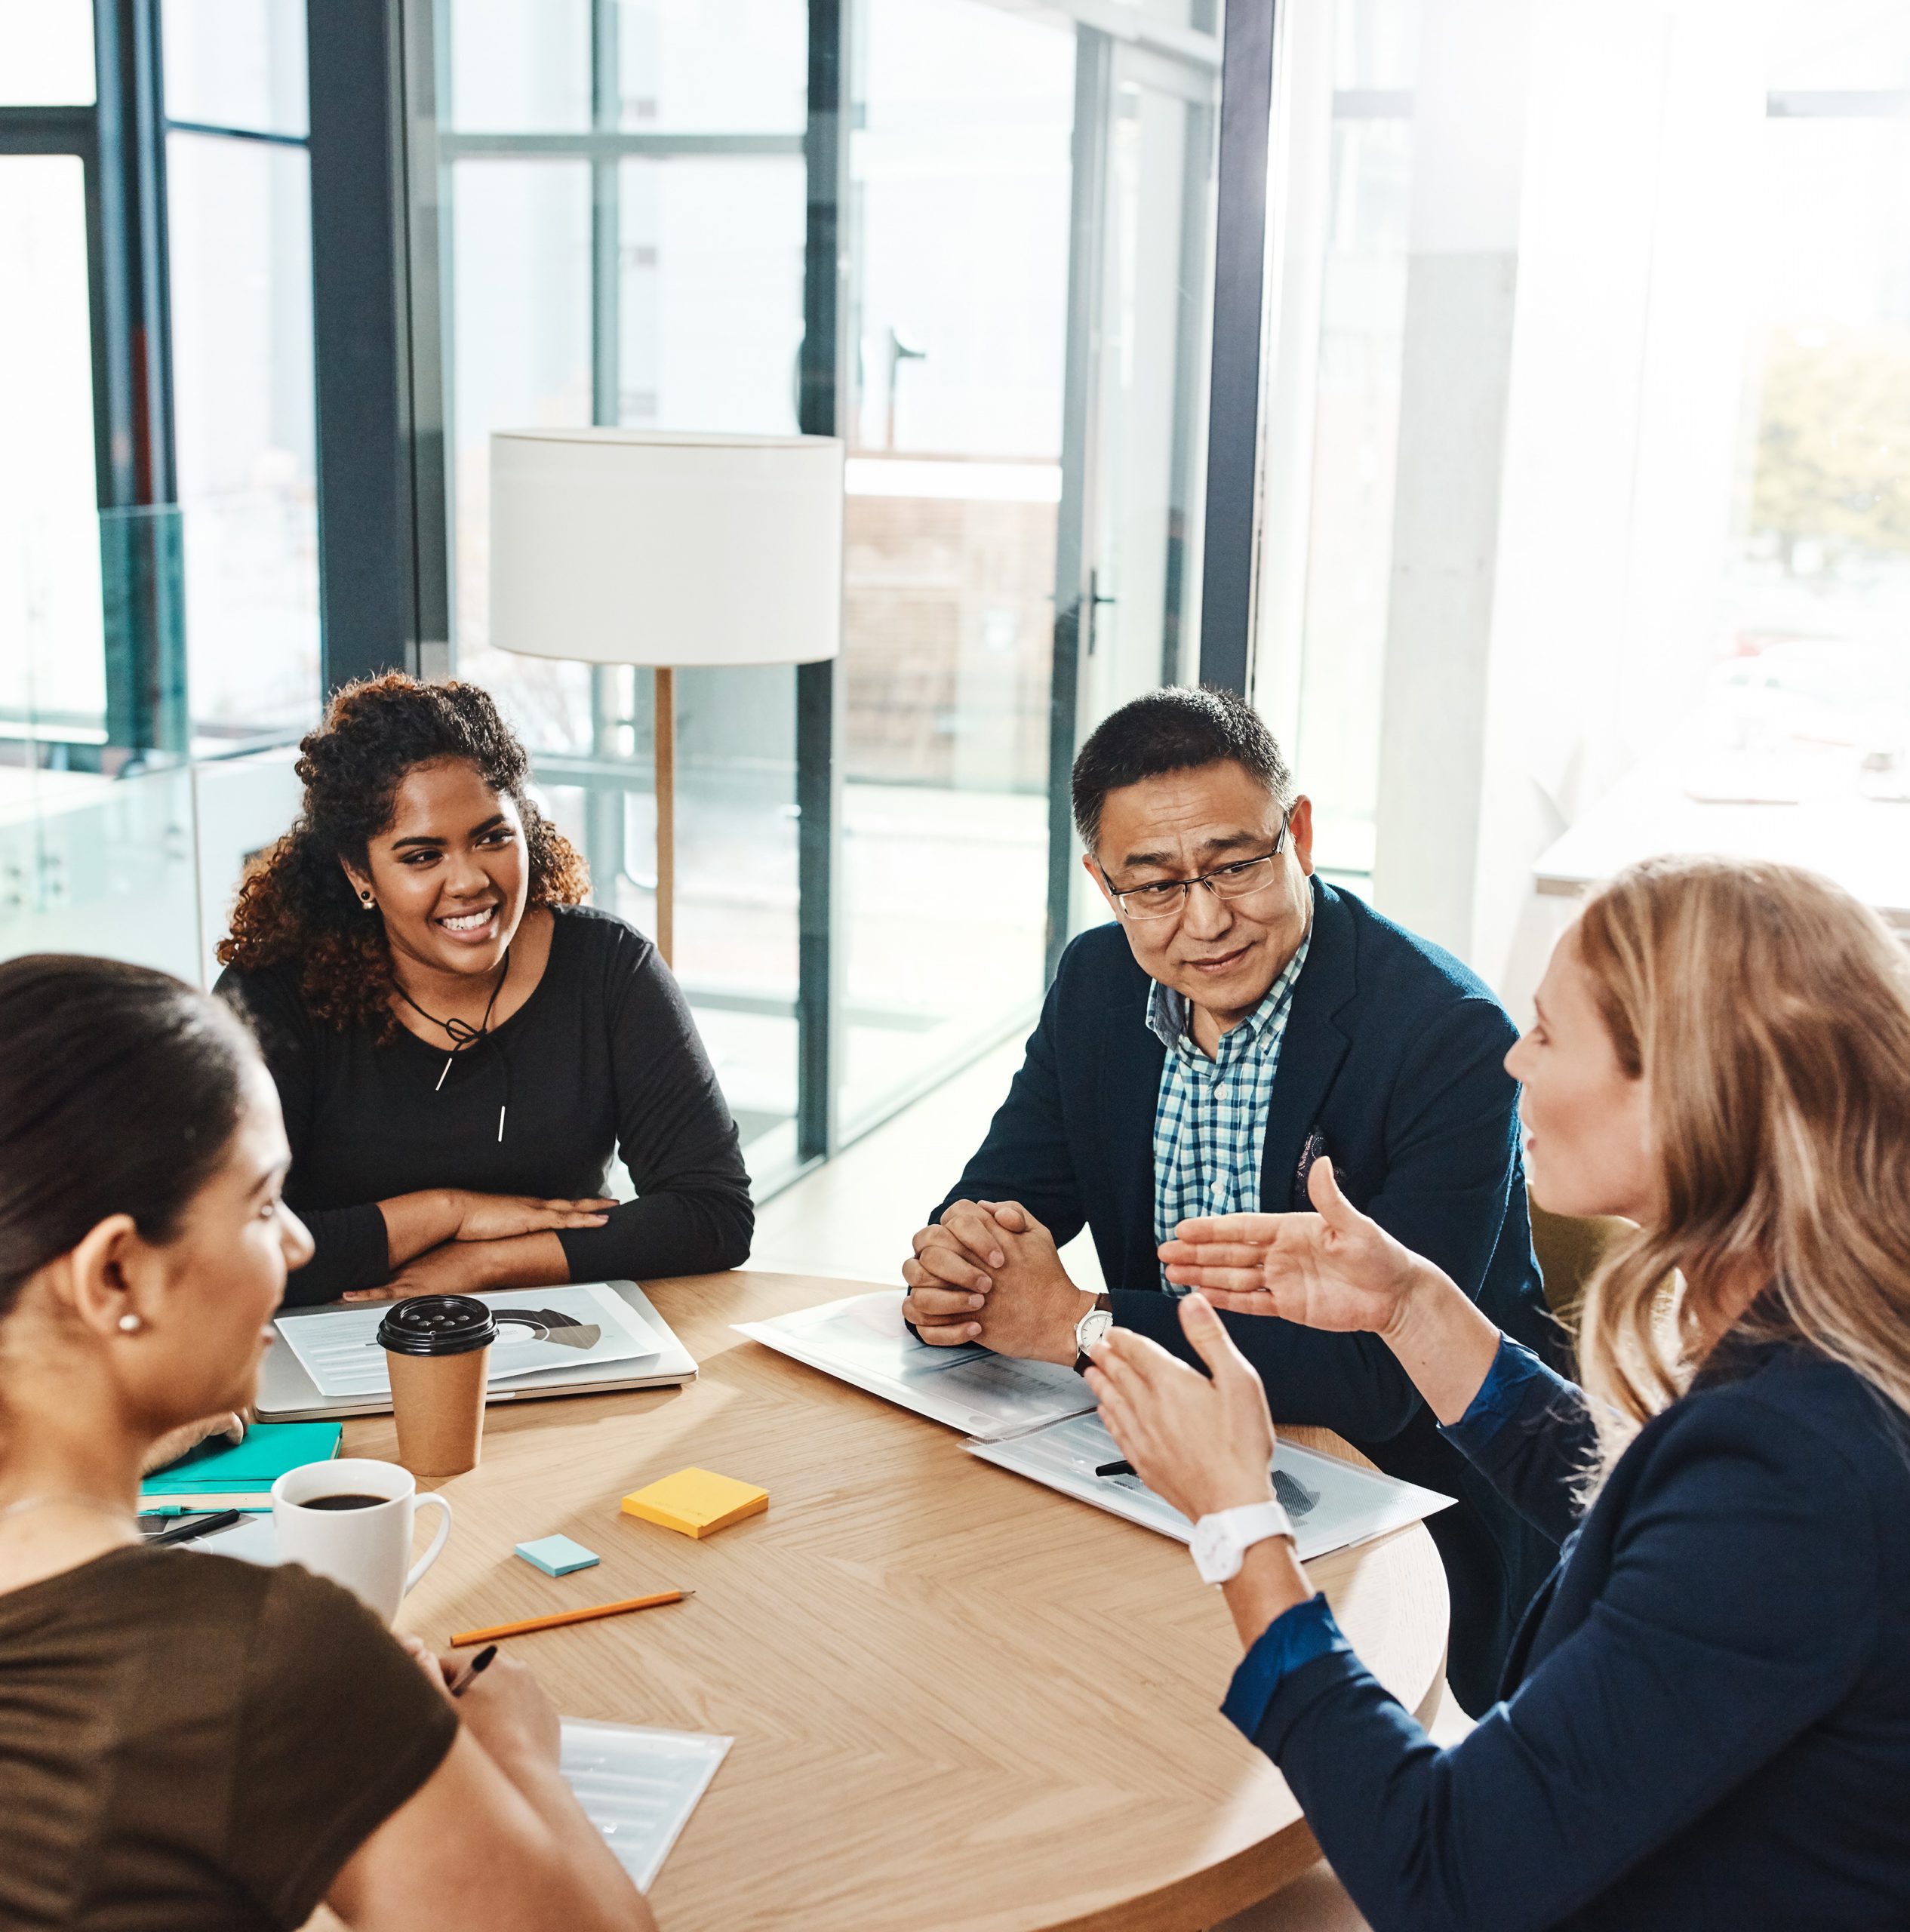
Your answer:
[434,0,1221,1180]
[2,0,316,983]
[0,151,103,739]
[1256,0,1910,1002]
[436,0,810,1175]
[162,0,320,746]
[1,6,103,752]
[0,0,318,769]
[5,0,1227,1177]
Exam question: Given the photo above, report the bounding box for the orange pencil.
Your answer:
[451,1588,693,1646]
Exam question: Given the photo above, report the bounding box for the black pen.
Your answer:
[1093,1459,1135,1478]
[448,1644,499,1699]
[146,1509,244,1546]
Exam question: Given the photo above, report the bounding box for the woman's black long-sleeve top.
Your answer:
[217,904,754,1306]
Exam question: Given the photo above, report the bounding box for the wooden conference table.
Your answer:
[337,1270,1449,1931]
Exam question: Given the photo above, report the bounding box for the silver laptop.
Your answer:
[257,1281,697,1422]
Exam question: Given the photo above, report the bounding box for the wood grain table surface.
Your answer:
[336,1270,1450,1932]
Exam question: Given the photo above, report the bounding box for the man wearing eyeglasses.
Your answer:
[902,685,1560,1713]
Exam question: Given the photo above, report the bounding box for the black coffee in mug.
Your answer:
[301,1494,388,1511]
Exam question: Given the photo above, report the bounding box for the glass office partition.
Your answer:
[448,0,592,131]
[2,450,303,982]
[0,764,202,979]
[0,740,302,988]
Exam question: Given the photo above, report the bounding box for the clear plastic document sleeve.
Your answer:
[559,1720,733,1892]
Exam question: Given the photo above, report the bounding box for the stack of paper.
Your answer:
[734,1289,1095,1441]
[738,1290,1454,1563]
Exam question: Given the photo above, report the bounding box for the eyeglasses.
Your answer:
[1100,817,1292,922]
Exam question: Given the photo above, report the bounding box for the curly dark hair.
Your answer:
[217,675,589,1038]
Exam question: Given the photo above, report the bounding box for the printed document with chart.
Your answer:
[967,1410,1454,1561]
[279,1283,661,1403]
[734,1289,1096,1441]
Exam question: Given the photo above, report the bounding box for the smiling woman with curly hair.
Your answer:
[216,674,752,1307]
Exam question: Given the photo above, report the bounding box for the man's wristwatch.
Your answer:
[1072,1294,1115,1374]
[1189,1501,1296,1585]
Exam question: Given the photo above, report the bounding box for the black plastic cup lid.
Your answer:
[377,1295,498,1358]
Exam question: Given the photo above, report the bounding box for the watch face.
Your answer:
[1078,1309,1115,1348]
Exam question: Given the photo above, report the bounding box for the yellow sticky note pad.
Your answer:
[621,1467,768,1540]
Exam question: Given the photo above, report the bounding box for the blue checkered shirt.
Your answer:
[1149,931,1312,1266]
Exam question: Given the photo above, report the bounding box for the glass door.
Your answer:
[837,0,1078,1136]
[1049,31,1220,965]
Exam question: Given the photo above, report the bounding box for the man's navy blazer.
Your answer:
[937,878,1563,1710]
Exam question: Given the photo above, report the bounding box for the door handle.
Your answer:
[1086,568,1117,654]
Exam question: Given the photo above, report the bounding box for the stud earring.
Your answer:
[117,1313,143,1334]
[360,891,375,909]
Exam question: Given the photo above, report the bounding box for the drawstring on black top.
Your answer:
[395,946,514,1141]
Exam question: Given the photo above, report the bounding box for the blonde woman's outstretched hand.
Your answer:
[1158,1155,1508,1428]
[1157,1155,1427,1338]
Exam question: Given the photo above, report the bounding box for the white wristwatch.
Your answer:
[1072,1294,1115,1374]
[1189,1501,1296,1585]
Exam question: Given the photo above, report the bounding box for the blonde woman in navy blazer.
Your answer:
[1089,857,1910,1930]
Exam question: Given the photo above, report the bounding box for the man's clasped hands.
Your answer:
[903,1199,1096,1364]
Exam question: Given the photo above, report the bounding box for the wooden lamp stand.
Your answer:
[654,665,675,967]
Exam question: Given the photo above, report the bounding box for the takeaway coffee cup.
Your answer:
[377,1295,497,1478]
[272,1457,452,1625]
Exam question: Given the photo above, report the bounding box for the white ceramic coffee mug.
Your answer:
[271,1457,452,1625]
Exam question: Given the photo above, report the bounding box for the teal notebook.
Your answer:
[141,1421,343,1496]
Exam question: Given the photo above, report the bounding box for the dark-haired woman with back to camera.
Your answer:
[0,954,655,1931]
[214,672,752,1306]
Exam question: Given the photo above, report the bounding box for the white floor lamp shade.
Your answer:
[489,428,844,966]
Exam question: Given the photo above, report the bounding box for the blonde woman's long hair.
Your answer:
[1572,855,1910,1465]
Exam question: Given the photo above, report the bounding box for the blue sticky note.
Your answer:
[515,1534,601,1577]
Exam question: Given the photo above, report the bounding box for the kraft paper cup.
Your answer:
[377,1295,497,1478]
